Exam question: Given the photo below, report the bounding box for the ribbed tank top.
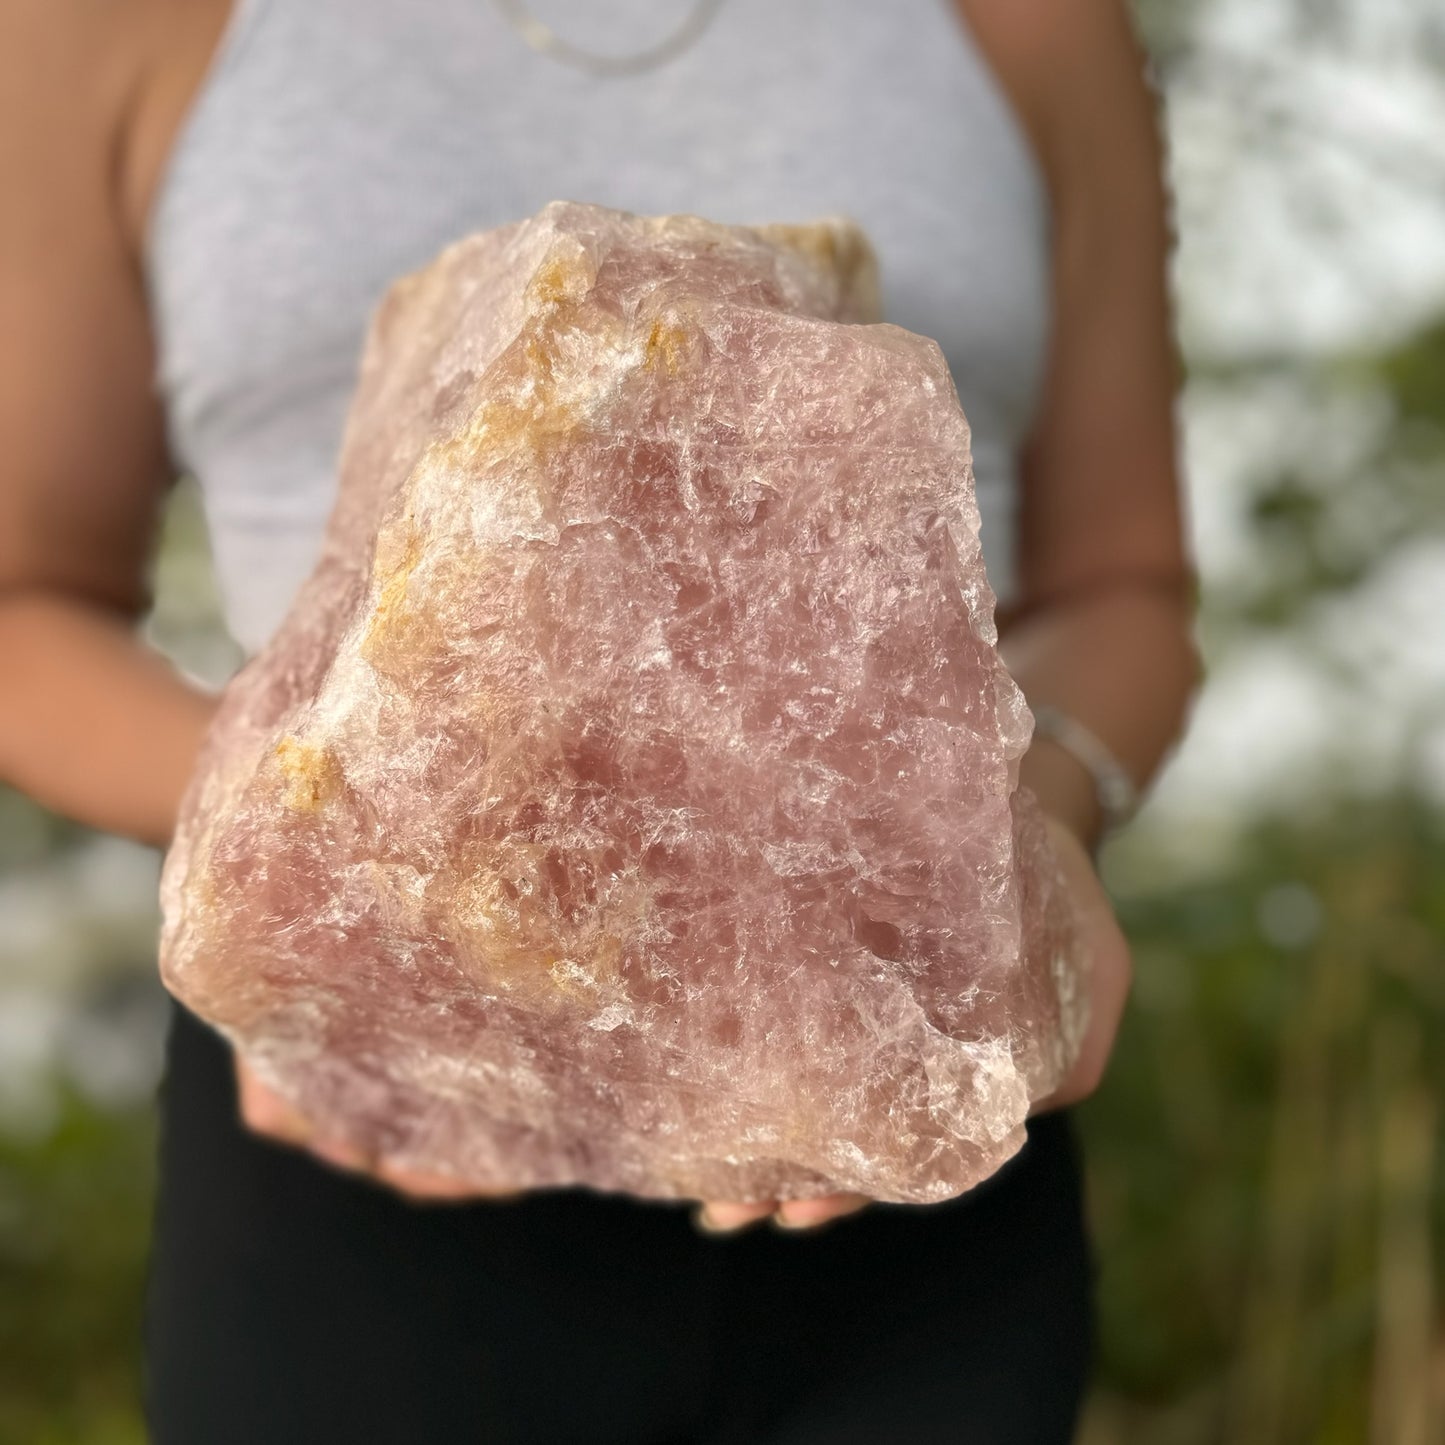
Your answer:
[145,0,1051,656]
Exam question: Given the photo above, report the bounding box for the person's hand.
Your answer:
[698,815,1133,1234]
[694,1192,872,1234]
[237,815,1128,1225]
[235,1057,503,1200]
[237,1055,867,1223]
[1029,813,1133,1112]
[237,1056,866,1224]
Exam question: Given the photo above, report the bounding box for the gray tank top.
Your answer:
[146,0,1051,656]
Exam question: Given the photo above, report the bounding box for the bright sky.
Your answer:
[1130,0,1445,869]
[1172,0,1445,357]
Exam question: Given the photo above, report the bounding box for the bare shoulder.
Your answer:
[0,2,131,232]
[0,0,229,613]
[1,0,231,258]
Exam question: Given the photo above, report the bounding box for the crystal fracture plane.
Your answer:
[160,203,1086,1204]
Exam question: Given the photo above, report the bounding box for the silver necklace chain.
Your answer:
[493,0,727,78]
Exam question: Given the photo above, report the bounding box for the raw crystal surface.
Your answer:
[160,202,1087,1204]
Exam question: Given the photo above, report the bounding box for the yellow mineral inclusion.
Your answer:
[361,517,425,665]
[274,736,342,813]
[462,389,574,460]
[525,247,594,309]
[372,519,422,621]
[752,220,882,322]
[363,244,688,677]
[760,221,840,269]
[436,325,583,469]
[643,317,690,375]
[444,848,636,1008]
[557,931,626,996]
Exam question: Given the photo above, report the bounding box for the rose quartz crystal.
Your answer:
[160,202,1086,1204]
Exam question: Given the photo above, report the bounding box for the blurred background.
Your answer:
[2,0,1442,1440]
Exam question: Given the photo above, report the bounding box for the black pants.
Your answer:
[146,1005,1093,1444]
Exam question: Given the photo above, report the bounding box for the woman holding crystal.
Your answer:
[0,0,1195,1439]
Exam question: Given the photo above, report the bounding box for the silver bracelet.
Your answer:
[1030,704,1140,835]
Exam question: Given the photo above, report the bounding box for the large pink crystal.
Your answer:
[160,202,1086,1204]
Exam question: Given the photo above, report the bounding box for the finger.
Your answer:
[235,1060,312,1145]
[374,1160,522,1202]
[1037,911,1133,1113]
[306,1135,376,1173]
[235,1060,380,1172]
[694,1199,777,1234]
[1029,820,1134,1114]
[773,1193,870,1230]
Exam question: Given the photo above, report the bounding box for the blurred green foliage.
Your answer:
[1083,798,1445,1444]
[0,1101,154,1445]
[1210,321,1445,633]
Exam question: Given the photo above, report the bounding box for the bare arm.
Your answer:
[0,0,512,1202]
[962,0,1198,848]
[708,4,1198,1227]
[0,1,223,848]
